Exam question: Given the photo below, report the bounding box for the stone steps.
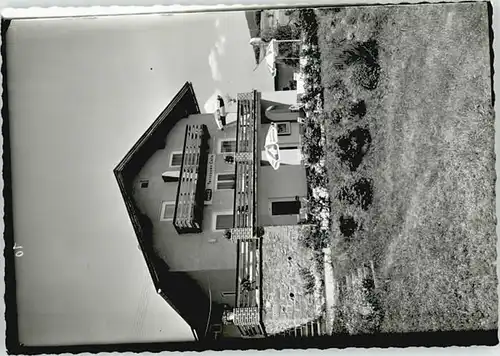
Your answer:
[273,318,326,338]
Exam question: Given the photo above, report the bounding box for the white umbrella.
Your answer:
[264,39,278,77]
[264,123,280,170]
[213,95,226,130]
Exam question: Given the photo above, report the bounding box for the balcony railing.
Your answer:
[231,91,265,338]
[173,124,210,234]
[232,91,260,230]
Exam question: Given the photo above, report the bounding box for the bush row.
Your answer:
[296,9,332,251]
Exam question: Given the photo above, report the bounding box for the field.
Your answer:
[315,2,497,333]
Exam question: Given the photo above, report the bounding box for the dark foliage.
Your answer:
[261,24,301,42]
[343,39,379,67]
[329,108,343,124]
[299,225,329,250]
[298,9,319,45]
[336,127,372,171]
[351,100,367,118]
[301,45,321,60]
[338,177,374,210]
[302,122,324,164]
[362,277,375,292]
[260,23,301,67]
[339,215,360,238]
[352,62,381,90]
[254,226,265,238]
[327,39,380,90]
[308,171,328,189]
[362,277,383,327]
[299,267,316,295]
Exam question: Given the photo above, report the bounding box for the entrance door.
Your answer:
[271,200,301,216]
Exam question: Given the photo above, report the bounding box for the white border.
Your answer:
[1,1,499,355]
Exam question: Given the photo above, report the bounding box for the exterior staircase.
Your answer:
[271,317,327,338]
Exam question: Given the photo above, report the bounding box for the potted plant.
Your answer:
[223,229,232,241]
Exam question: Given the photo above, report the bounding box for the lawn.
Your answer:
[314,2,497,334]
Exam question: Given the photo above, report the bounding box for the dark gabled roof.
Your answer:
[113,81,202,339]
[114,81,199,174]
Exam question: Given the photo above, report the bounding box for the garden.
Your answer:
[296,3,497,335]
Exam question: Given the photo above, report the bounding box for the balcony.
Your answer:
[232,91,260,231]
[230,91,265,338]
[173,124,210,234]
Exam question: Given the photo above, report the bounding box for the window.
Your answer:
[219,139,236,153]
[140,180,149,188]
[276,122,291,136]
[271,200,301,216]
[221,291,236,298]
[170,152,183,167]
[160,201,176,221]
[215,214,233,230]
[216,173,236,190]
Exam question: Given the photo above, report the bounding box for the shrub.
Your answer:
[343,39,379,67]
[223,229,232,240]
[339,275,383,334]
[350,100,367,118]
[326,39,380,90]
[260,24,302,67]
[299,232,314,249]
[336,127,372,171]
[361,277,383,327]
[325,78,348,96]
[254,226,265,237]
[298,9,319,45]
[310,226,330,249]
[299,267,316,295]
[338,177,374,210]
[339,215,360,238]
[307,167,328,188]
[260,24,301,42]
[352,62,381,90]
[301,45,321,60]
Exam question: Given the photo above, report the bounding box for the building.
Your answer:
[253,39,302,92]
[114,82,322,343]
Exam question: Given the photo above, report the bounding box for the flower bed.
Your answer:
[296,9,331,250]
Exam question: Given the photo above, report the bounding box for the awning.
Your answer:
[264,123,280,170]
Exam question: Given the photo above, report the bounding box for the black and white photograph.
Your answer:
[2,1,499,353]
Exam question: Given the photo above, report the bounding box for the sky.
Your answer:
[6,11,273,346]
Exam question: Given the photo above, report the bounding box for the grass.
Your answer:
[315,2,497,334]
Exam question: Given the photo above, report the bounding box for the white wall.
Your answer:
[6,11,271,346]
